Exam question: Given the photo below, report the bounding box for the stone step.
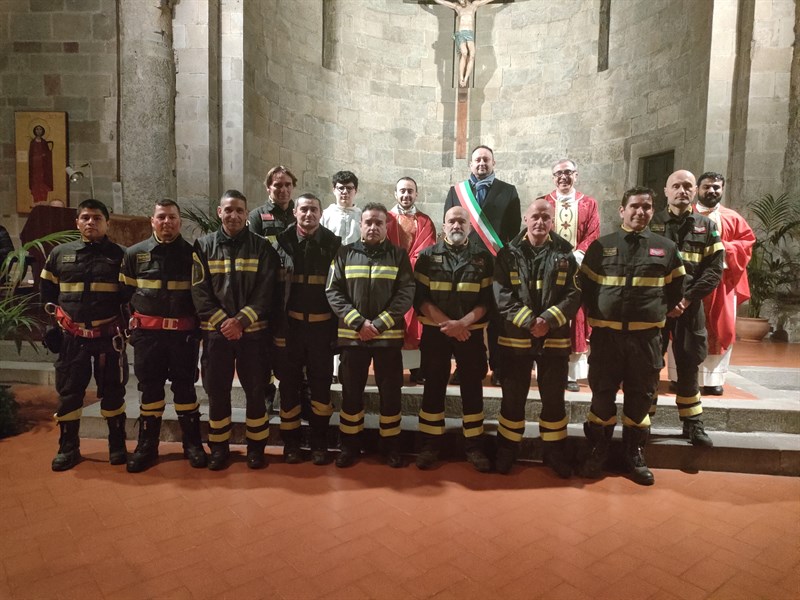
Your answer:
[0,341,55,363]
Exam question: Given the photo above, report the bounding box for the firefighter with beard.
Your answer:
[120,199,207,472]
[493,199,580,476]
[41,199,128,471]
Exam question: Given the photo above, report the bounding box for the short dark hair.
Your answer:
[264,165,298,187]
[77,199,109,220]
[552,158,577,172]
[362,202,388,218]
[221,189,247,205]
[621,186,655,207]
[155,198,181,215]
[697,171,725,188]
[332,170,358,189]
[295,193,322,210]
[396,176,418,190]
[471,145,494,158]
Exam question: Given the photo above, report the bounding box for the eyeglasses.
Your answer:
[553,170,576,177]
[335,185,356,193]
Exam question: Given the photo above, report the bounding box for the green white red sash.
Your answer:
[454,180,503,256]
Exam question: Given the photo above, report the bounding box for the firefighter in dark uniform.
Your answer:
[578,187,685,486]
[650,170,724,447]
[247,165,298,409]
[494,199,581,477]
[413,206,493,472]
[192,189,279,470]
[326,202,415,468]
[119,199,207,472]
[41,199,128,471]
[273,193,341,465]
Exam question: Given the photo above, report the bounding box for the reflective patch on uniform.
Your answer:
[136,252,151,263]
[261,213,274,220]
[649,247,665,257]
[62,254,77,263]
[650,224,665,232]
[602,247,618,256]
[431,255,443,263]
[192,254,205,285]
[693,225,707,233]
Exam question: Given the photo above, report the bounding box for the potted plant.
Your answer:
[0,229,78,437]
[737,192,800,342]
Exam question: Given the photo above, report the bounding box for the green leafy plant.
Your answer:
[746,193,800,318]
[0,384,19,438]
[182,205,221,234]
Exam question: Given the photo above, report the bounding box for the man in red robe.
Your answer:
[29,125,54,204]
[387,177,437,384]
[545,159,600,392]
[693,172,754,395]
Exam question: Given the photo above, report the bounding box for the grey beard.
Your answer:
[448,231,467,245]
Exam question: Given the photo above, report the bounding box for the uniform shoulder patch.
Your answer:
[557,258,569,269]
[650,224,665,232]
[649,247,665,257]
[472,256,485,267]
[136,252,151,263]
[602,247,618,256]
[61,254,76,263]
[693,225,707,234]
[431,255,443,263]
[261,213,274,221]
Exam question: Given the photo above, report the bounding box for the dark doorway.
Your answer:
[639,151,674,214]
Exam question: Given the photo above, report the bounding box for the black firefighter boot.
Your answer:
[127,416,161,473]
[542,439,572,479]
[494,436,518,475]
[106,414,128,465]
[282,428,304,464]
[383,435,404,468]
[310,417,332,466]
[246,440,268,470]
[622,426,655,486]
[207,441,230,471]
[579,422,613,479]
[51,421,82,472]
[335,434,361,468]
[464,436,491,473]
[415,434,441,470]
[178,412,207,468]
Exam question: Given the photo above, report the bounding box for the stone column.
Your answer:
[322,0,343,72]
[119,0,176,216]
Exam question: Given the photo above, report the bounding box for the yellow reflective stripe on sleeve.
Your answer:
[456,282,480,292]
[512,306,533,328]
[376,311,395,329]
[209,417,232,428]
[706,242,724,256]
[200,321,215,331]
[209,310,227,326]
[119,273,136,286]
[681,251,702,264]
[535,280,544,290]
[556,273,567,286]
[240,306,258,323]
[430,281,453,292]
[480,277,492,288]
[543,338,571,348]
[244,321,268,332]
[546,306,566,327]
[59,282,84,292]
[371,265,399,279]
[414,272,430,286]
[344,309,361,327]
[664,265,686,283]
[41,269,59,284]
[498,336,531,348]
[509,271,521,286]
[55,408,82,422]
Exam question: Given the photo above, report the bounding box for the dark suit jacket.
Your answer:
[443,178,522,253]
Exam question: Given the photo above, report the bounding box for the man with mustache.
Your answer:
[693,172,755,396]
[413,206,493,472]
[545,159,600,392]
[493,199,580,476]
[578,187,685,486]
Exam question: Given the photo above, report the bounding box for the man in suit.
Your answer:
[444,145,521,385]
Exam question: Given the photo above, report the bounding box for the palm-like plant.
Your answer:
[746,193,800,318]
[182,205,221,234]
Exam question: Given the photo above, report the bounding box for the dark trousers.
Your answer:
[419,326,486,438]
[54,333,127,421]
[131,330,200,417]
[588,328,661,428]
[661,304,706,420]
[201,332,269,445]
[499,353,568,444]
[339,346,402,439]
[275,319,334,432]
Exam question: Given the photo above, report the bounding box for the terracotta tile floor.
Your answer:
[2,342,798,599]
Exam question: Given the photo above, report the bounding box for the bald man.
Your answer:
[412,206,494,472]
[649,170,723,447]
[493,199,581,476]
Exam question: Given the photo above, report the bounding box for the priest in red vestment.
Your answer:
[693,172,754,395]
[545,159,600,392]
[387,177,437,384]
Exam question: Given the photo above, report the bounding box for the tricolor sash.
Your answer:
[454,180,503,256]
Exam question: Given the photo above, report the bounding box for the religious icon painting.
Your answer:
[14,111,68,213]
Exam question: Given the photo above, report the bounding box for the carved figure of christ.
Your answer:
[433,0,497,87]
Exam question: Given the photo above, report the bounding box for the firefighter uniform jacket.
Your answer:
[579,227,685,332]
[413,239,493,328]
[274,224,342,338]
[494,230,580,356]
[248,200,295,243]
[41,236,126,327]
[649,209,724,304]
[191,227,278,335]
[119,234,196,319]
[326,239,415,348]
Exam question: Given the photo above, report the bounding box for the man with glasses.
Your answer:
[322,171,362,246]
[545,158,600,393]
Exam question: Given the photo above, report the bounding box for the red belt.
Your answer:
[55,306,119,339]
[131,312,197,331]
